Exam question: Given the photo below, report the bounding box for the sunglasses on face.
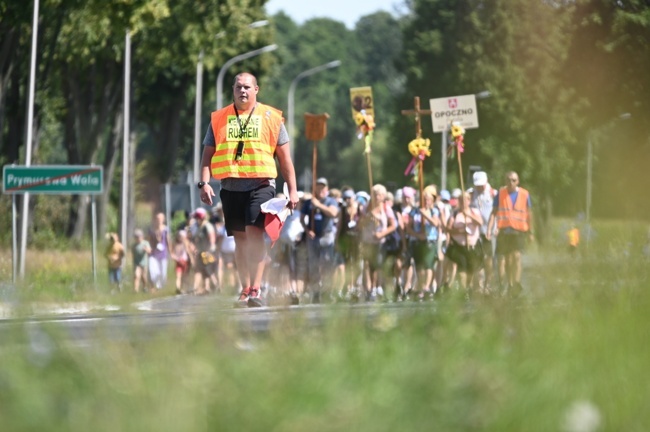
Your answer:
[508,178,518,183]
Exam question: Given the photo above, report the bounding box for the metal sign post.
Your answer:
[430,95,480,191]
[3,165,104,282]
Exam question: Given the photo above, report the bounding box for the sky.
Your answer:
[265,0,405,29]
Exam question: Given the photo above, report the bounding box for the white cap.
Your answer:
[473,171,488,186]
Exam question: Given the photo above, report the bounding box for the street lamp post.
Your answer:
[586,112,631,239]
[18,0,40,280]
[121,29,131,261]
[215,44,278,110]
[192,49,205,212]
[287,60,342,161]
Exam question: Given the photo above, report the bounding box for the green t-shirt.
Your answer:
[132,240,151,267]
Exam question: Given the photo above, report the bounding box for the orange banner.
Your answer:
[304,113,330,142]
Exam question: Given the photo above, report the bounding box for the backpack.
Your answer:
[382,202,401,253]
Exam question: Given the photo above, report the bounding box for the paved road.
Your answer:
[0,252,547,346]
[0,294,441,347]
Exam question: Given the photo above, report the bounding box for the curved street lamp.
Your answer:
[287,60,342,161]
[215,44,278,110]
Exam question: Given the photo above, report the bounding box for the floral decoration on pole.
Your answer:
[404,137,431,177]
[355,110,375,154]
[447,121,465,157]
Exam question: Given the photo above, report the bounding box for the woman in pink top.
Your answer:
[445,192,483,292]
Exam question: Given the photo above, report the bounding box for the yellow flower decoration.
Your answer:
[404,137,431,177]
[448,122,466,156]
[355,110,375,154]
[450,123,465,138]
[408,137,431,158]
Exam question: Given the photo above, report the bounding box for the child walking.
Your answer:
[172,229,193,294]
[105,232,125,292]
[132,229,152,293]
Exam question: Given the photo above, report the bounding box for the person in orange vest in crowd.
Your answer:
[198,72,299,307]
[567,224,580,255]
[487,171,534,297]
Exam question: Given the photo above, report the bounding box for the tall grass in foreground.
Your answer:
[0,219,648,431]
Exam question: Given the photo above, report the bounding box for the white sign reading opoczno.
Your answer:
[430,94,479,132]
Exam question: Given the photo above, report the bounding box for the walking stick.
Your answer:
[452,124,469,246]
[419,159,425,209]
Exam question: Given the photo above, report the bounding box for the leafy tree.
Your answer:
[261,12,405,193]
[0,0,33,165]
[133,0,273,187]
[398,0,584,239]
[1,0,273,242]
[563,0,650,218]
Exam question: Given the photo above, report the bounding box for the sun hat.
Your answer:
[402,186,416,199]
[473,171,488,186]
[356,191,371,204]
[193,207,207,219]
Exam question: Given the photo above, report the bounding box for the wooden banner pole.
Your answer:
[419,159,424,209]
[311,140,318,231]
[365,151,374,208]
[457,149,469,245]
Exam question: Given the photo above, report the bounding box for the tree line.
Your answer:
[1,0,648,246]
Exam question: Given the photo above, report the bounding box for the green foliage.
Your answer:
[260,11,405,191]
[395,0,649,222]
[0,197,13,248]
[0,219,649,430]
[3,0,649,246]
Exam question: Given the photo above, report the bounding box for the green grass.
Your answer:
[0,218,649,431]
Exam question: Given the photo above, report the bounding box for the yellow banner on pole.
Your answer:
[350,86,374,121]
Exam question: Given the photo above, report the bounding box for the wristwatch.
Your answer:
[197,181,206,189]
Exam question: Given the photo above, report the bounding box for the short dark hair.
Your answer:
[233,72,257,87]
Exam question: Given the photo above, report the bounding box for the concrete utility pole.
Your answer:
[121,29,131,251]
[19,0,40,278]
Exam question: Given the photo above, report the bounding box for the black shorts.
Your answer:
[478,234,494,258]
[220,185,276,236]
[446,242,482,273]
[412,240,438,270]
[495,232,527,256]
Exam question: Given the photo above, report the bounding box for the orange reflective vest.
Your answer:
[210,103,283,179]
[567,228,580,247]
[495,187,530,232]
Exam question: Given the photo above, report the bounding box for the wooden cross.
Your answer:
[401,96,432,138]
[401,96,432,208]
